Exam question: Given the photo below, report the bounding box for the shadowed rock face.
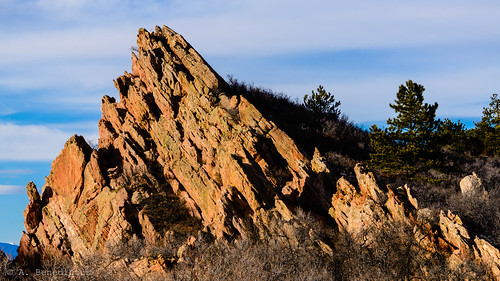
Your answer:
[16,26,500,278]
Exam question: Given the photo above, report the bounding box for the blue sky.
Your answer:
[1,0,500,244]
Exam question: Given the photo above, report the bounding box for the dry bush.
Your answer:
[331,223,489,280]
[169,221,488,280]
[171,237,332,281]
[446,189,500,247]
[4,219,491,280]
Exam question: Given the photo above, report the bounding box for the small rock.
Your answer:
[131,191,148,205]
[460,172,485,196]
[311,147,330,174]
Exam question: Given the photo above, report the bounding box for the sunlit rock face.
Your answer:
[17,26,332,264]
[16,26,500,279]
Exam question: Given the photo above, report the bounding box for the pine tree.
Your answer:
[369,80,441,177]
[474,93,500,155]
[303,85,341,117]
[439,119,468,153]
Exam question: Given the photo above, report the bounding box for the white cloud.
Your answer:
[0,123,73,161]
[0,185,25,195]
[0,170,33,175]
[35,0,88,9]
[0,27,135,66]
[3,1,500,62]
[166,0,500,56]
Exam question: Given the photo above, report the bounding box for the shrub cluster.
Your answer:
[226,76,370,176]
[1,213,488,280]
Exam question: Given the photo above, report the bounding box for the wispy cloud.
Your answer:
[0,27,134,66]
[4,1,500,58]
[0,185,25,195]
[0,123,73,161]
[0,170,34,175]
[167,1,500,56]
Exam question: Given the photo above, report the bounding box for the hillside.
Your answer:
[2,26,500,280]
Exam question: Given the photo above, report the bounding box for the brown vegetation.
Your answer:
[2,211,490,280]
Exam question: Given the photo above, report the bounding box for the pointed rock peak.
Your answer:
[24,182,42,234]
[133,25,227,96]
[65,134,91,148]
[47,134,92,199]
[18,24,324,265]
[26,181,40,203]
[354,163,383,202]
[311,147,329,174]
[403,184,418,209]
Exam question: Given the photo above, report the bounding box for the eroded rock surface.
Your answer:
[329,163,500,278]
[16,25,500,279]
[17,26,331,265]
[460,172,485,196]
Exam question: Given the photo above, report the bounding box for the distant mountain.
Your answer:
[0,242,18,259]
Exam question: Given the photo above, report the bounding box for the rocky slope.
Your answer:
[16,26,500,279]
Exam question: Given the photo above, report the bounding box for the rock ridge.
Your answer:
[17,26,333,264]
[15,25,500,279]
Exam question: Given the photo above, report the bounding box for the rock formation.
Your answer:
[17,26,333,265]
[16,25,500,279]
[330,165,500,276]
[460,172,486,196]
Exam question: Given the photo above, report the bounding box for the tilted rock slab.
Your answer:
[17,26,332,264]
[16,26,500,279]
[330,163,500,279]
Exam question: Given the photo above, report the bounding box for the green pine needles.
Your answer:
[369,80,441,177]
[304,85,341,117]
[474,94,500,155]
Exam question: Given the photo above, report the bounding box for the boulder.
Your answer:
[460,172,485,196]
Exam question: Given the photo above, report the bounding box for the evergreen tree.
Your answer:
[438,119,482,156]
[369,80,441,177]
[439,119,468,153]
[474,93,500,155]
[304,85,341,117]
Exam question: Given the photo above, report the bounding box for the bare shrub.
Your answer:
[4,219,491,280]
[172,237,332,281]
[331,223,489,280]
[227,76,370,162]
[446,189,500,247]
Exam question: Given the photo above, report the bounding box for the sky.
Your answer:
[1,0,500,244]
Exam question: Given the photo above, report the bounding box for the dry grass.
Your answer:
[1,219,490,280]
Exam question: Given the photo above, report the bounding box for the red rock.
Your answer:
[15,25,500,279]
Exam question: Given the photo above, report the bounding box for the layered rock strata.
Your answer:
[16,25,500,279]
[17,26,333,264]
[330,164,500,276]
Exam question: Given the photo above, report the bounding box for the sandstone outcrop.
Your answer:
[329,164,500,277]
[460,172,486,196]
[16,25,500,279]
[17,26,332,265]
